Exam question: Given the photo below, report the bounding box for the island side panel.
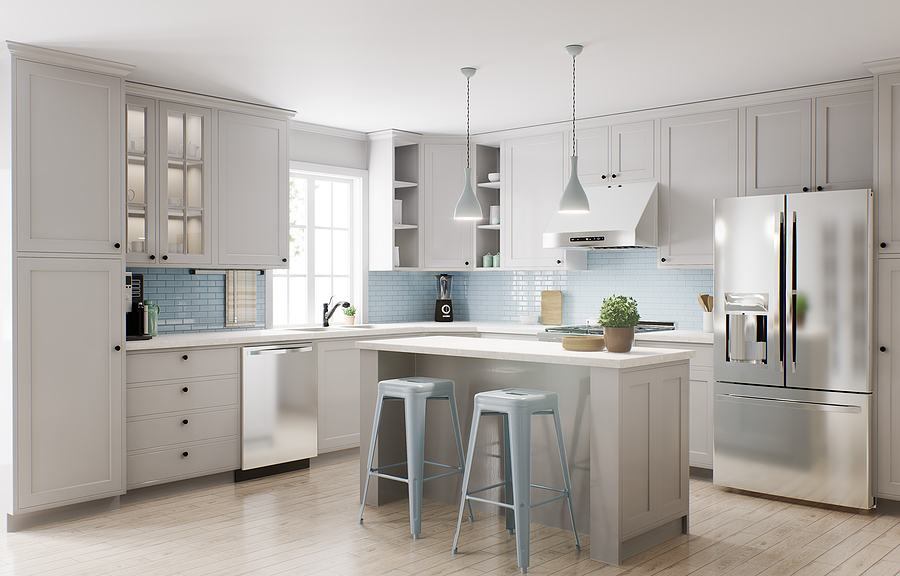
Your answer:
[589,365,623,564]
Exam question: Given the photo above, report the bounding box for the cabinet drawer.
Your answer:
[126,439,239,488]
[127,377,239,417]
[692,346,713,369]
[127,347,239,383]
[127,408,239,452]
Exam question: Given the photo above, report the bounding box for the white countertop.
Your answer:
[126,321,713,351]
[356,335,695,369]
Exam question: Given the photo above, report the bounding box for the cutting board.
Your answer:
[541,290,562,325]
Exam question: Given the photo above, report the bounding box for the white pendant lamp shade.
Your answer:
[559,156,590,213]
[455,167,482,219]
[559,44,590,213]
[454,67,483,220]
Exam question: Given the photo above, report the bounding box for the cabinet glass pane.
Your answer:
[167,211,184,253]
[127,158,146,204]
[167,162,184,205]
[126,103,148,255]
[185,114,202,159]
[126,105,146,154]
[186,164,202,208]
[127,213,145,248]
[166,112,184,157]
[186,213,202,254]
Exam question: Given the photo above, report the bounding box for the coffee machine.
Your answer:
[435,274,453,322]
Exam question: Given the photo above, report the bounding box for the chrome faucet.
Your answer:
[323,296,350,327]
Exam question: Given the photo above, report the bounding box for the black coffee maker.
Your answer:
[434,274,453,322]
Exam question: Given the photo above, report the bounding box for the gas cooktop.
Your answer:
[538,321,675,341]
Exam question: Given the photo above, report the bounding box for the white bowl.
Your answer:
[487,172,500,182]
[519,314,540,325]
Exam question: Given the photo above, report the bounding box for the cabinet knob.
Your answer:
[816,186,823,191]
[881,242,888,249]
[282,258,287,263]
[611,174,617,179]
[881,346,887,352]
[182,354,189,360]
[661,257,667,263]
[182,452,189,458]
[557,260,562,264]
[182,387,189,393]
[114,242,121,249]
[162,255,168,261]
[802,187,809,192]
[465,261,469,266]
[114,345,121,351]
[149,254,156,260]
[182,419,189,425]
[601,175,607,179]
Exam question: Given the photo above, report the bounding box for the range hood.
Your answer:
[543,182,658,249]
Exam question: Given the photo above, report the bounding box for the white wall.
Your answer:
[289,122,366,170]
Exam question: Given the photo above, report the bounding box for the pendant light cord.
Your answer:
[572,53,577,157]
[467,76,471,169]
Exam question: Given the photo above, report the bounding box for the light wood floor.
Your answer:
[3,460,900,576]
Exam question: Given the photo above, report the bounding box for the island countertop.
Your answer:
[356,335,695,368]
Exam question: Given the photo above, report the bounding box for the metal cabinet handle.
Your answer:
[182,419,189,425]
[802,187,809,192]
[282,258,287,262]
[114,242,121,249]
[149,254,156,260]
[601,174,607,179]
[182,452,189,458]
[114,345,121,351]
[182,387,189,393]
[881,242,888,249]
[182,354,189,360]
[661,257,667,263]
[881,346,887,352]
[611,173,617,178]
[816,186,823,191]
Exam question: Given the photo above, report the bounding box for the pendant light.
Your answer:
[558,44,590,213]
[454,67,483,220]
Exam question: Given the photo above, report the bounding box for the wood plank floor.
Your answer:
[2,460,900,575]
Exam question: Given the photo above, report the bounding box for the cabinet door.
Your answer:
[15,257,124,512]
[610,120,655,182]
[688,368,714,469]
[876,73,900,255]
[504,133,583,269]
[317,340,360,452]
[746,100,812,196]
[158,101,212,266]
[659,109,739,268]
[574,126,609,186]
[126,95,159,266]
[423,144,473,269]
[814,92,874,192]
[14,61,123,255]
[877,258,900,498]
[217,112,288,268]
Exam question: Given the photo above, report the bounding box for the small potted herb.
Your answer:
[343,304,357,325]
[599,294,640,353]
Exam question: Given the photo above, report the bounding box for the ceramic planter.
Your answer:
[345,315,356,325]
[604,326,634,353]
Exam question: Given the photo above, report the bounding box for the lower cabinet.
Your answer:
[877,258,900,498]
[317,339,362,452]
[125,347,240,488]
[14,257,125,513]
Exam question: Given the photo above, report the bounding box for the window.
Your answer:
[272,166,363,327]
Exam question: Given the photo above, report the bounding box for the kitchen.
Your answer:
[3,2,900,574]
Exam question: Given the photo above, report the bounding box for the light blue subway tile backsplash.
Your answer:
[128,268,265,334]
[367,251,714,330]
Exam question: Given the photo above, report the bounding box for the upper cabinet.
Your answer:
[746,92,872,196]
[870,68,900,254]
[216,112,288,268]
[125,96,158,265]
[14,60,125,255]
[474,143,501,268]
[575,120,655,185]
[423,143,473,269]
[503,133,586,270]
[658,109,739,268]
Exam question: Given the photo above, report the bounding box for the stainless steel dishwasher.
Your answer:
[237,343,317,481]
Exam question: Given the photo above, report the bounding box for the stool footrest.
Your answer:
[531,493,569,508]
[424,469,464,482]
[466,495,515,510]
[369,472,409,484]
[467,481,509,495]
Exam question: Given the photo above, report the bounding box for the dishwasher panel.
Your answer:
[241,343,317,471]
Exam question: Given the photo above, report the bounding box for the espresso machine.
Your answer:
[435,274,453,322]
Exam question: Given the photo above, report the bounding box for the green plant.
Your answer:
[344,305,357,316]
[599,294,640,327]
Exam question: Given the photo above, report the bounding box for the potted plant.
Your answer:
[599,294,640,353]
[343,304,357,325]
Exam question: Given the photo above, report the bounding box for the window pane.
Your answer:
[333,230,349,276]
[290,178,308,226]
[333,181,350,229]
[273,276,288,325]
[315,228,332,275]
[289,227,307,274]
[288,277,307,325]
[315,180,332,227]
[315,277,332,314]
[333,277,350,304]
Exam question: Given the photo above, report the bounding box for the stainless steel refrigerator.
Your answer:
[713,189,874,509]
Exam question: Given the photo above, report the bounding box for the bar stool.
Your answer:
[359,376,473,539]
[452,388,580,574]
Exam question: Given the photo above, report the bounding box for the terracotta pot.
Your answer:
[604,326,635,353]
[344,315,356,325]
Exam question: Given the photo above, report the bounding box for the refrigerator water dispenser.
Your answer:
[724,292,768,364]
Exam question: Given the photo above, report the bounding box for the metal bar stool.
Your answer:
[452,388,580,574]
[359,376,473,539]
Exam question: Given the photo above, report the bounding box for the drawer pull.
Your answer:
[182,354,189,360]
[182,387,189,393]
[182,451,189,458]
[182,419,189,425]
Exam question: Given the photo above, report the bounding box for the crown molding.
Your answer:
[865,57,900,75]
[289,120,366,141]
[6,41,135,77]
[125,81,295,119]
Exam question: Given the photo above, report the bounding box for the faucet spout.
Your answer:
[323,298,350,326]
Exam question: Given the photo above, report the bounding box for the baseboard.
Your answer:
[6,496,120,532]
[312,447,360,467]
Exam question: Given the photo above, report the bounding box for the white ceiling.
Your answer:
[5,0,900,135]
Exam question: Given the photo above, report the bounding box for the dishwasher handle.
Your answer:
[246,345,313,356]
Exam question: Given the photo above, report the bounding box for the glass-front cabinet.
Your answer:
[125,96,157,265]
[158,100,212,265]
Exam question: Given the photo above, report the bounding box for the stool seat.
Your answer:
[378,376,456,396]
[473,388,558,411]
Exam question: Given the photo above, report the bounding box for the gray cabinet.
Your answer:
[873,70,900,255]
[575,120,655,185]
[877,259,900,498]
[423,143,473,269]
[658,109,739,269]
[317,339,362,452]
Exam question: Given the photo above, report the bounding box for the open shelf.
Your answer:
[394,224,418,230]
[477,224,501,230]
[477,181,501,189]
[394,180,417,189]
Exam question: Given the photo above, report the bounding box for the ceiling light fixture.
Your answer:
[454,66,483,220]
[558,44,590,213]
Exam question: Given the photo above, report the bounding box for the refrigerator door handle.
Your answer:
[716,393,862,414]
[791,211,797,374]
[778,211,785,374]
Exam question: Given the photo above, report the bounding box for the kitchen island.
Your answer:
[357,335,694,565]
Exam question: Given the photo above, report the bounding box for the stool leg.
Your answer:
[359,391,386,524]
[452,407,482,554]
[508,409,532,574]
[404,394,427,539]
[447,392,474,522]
[503,413,515,535]
[552,408,581,551]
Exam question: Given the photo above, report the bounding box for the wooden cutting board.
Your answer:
[541,290,562,325]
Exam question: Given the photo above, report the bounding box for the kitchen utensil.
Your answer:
[519,314,540,325]
[541,290,562,325]
[483,253,493,268]
[562,335,605,351]
[698,295,706,311]
[487,172,500,182]
[492,253,500,267]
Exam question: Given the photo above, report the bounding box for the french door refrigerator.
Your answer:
[713,188,874,509]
